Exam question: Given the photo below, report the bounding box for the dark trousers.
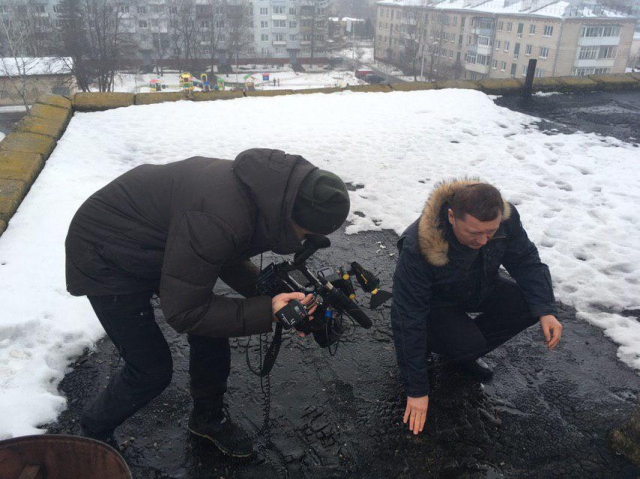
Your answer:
[81,291,231,436]
[427,279,538,362]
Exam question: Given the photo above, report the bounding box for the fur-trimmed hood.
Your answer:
[417,179,512,267]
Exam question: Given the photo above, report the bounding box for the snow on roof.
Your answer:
[376,0,633,19]
[0,57,73,77]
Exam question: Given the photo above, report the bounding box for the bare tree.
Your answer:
[167,0,202,72]
[225,1,252,71]
[57,0,91,91]
[400,5,428,80]
[0,1,58,109]
[82,0,131,91]
[204,0,223,75]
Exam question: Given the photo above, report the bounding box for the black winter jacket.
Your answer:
[65,148,316,338]
[390,179,556,397]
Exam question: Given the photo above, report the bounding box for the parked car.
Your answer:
[355,68,373,80]
[364,74,386,84]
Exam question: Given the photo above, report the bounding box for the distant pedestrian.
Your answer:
[277,78,280,86]
[273,78,277,86]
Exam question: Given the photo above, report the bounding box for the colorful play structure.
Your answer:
[146,73,224,93]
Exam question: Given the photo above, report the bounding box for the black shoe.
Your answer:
[188,410,254,458]
[456,358,494,381]
[80,426,120,450]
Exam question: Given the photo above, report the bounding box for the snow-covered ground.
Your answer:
[112,67,364,93]
[1,89,639,439]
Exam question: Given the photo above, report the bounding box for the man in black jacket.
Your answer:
[65,148,350,456]
[391,179,562,435]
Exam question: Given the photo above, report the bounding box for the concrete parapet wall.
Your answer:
[0,73,638,237]
[0,94,71,231]
[73,92,135,112]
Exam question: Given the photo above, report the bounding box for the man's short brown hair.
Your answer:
[450,183,504,222]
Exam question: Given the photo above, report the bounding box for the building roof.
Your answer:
[376,0,634,19]
[0,57,73,77]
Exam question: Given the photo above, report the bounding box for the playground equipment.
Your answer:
[149,78,163,92]
[179,72,193,92]
[201,73,211,92]
[0,434,132,479]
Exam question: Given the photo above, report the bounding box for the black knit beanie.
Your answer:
[292,169,351,235]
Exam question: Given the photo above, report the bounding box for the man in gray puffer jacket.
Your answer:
[65,148,350,457]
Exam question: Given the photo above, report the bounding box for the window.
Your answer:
[529,24,535,34]
[273,20,285,27]
[289,34,297,40]
[274,33,284,41]
[599,46,617,59]
[495,40,501,50]
[261,20,268,28]
[261,34,268,41]
[151,5,163,13]
[581,25,620,37]
[521,65,527,76]
[492,59,498,69]
[535,68,545,77]
[461,17,465,27]
[539,46,549,58]
[506,22,512,32]
[0,5,8,13]
[260,7,268,14]
[517,23,523,38]
[513,42,520,59]
[201,20,209,28]
[465,51,477,64]
[578,46,599,60]
[453,16,457,26]
[34,4,45,12]
[289,21,296,28]
[169,6,177,14]
[478,35,491,46]
[261,47,269,55]
[289,7,296,14]
[137,6,146,14]
[510,63,517,77]
[504,41,510,52]
[500,61,506,71]
[543,25,553,36]
[498,21,503,31]
[273,6,285,14]
[118,5,129,13]
[139,20,147,27]
[52,4,60,13]
[525,44,532,55]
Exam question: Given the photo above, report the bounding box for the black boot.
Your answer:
[188,408,254,458]
[456,358,494,381]
[80,426,120,450]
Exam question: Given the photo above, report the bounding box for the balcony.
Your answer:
[467,43,492,56]
[465,62,490,74]
[271,14,286,20]
[578,36,620,46]
[272,40,287,46]
[470,27,493,36]
[573,58,615,68]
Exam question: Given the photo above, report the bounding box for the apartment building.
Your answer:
[375,0,636,80]
[0,0,330,66]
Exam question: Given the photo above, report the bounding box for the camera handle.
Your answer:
[293,234,331,266]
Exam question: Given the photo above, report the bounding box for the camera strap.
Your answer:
[253,323,283,377]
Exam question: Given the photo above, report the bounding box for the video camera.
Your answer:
[255,234,392,349]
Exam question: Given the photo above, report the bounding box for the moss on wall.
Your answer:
[588,74,640,91]
[73,92,135,112]
[477,78,523,95]
[135,92,187,105]
[390,82,438,92]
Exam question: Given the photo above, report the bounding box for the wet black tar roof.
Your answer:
[48,91,640,479]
